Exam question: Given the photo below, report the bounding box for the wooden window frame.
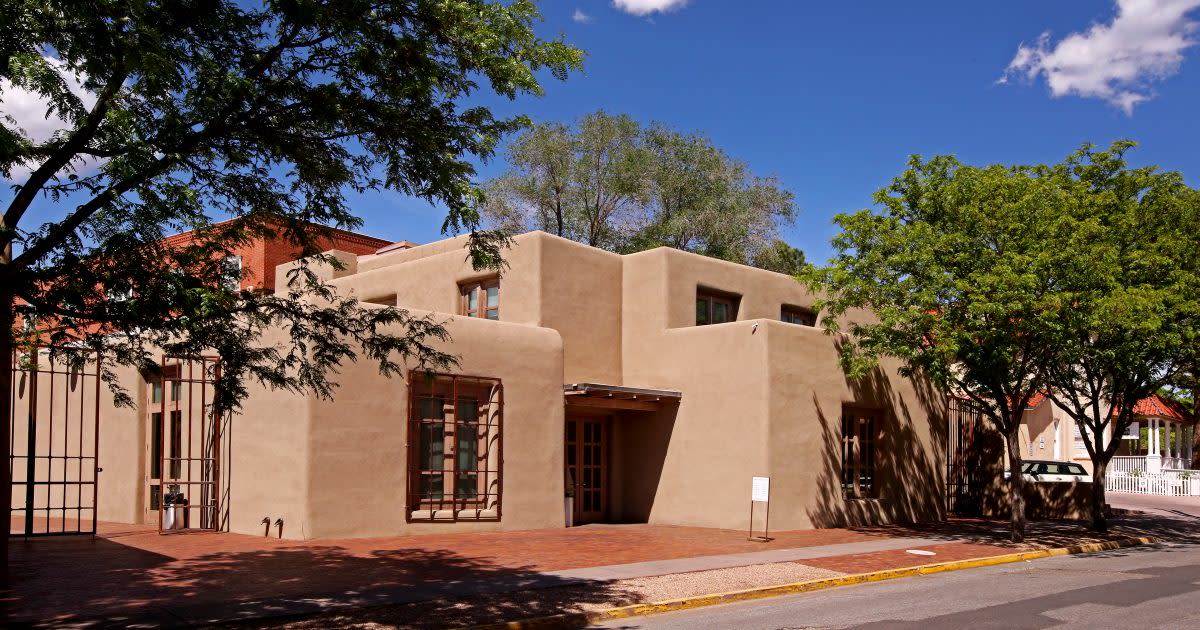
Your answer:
[460,278,499,320]
[406,372,503,522]
[781,305,817,327]
[841,409,878,499]
[696,289,739,326]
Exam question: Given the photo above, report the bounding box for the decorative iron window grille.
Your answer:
[841,410,877,498]
[406,372,503,522]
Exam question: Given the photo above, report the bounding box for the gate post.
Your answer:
[23,355,37,536]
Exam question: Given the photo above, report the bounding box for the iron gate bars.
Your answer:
[8,346,102,537]
[155,355,224,533]
[946,396,985,515]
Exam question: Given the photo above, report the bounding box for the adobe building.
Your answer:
[11,231,947,540]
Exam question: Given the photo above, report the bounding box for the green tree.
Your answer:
[483,111,645,249]
[1038,142,1200,531]
[1,0,581,542]
[810,154,1066,542]
[751,239,807,276]
[481,111,798,266]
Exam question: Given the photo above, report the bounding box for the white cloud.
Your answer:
[0,56,99,180]
[612,0,688,17]
[1001,0,1200,114]
[573,8,592,24]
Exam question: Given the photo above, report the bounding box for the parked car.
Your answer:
[1004,460,1091,483]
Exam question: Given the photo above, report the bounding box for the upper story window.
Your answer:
[696,290,738,326]
[460,279,499,320]
[781,305,817,327]
[841,410,877,499]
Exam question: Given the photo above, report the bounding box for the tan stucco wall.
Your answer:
[97,363,144,524]
[297,313,566,539]
[8,357,142,526]
[228,331,312,538]
[616,247,945,530]
[536,236,623,384]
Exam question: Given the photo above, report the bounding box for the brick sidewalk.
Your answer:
[1,518,1145,627]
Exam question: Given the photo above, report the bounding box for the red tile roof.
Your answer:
[1024,391,1048,409]
[1130,394,1192,422]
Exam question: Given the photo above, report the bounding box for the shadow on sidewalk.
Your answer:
[3,536,640,628]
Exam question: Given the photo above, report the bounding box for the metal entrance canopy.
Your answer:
[563,383,681,412]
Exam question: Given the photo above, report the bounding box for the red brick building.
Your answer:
[161,221,393,292]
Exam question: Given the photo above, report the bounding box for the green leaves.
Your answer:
[1,1,582,411]
[813,141,1200,533]
[479,110,799,266]
[812,149,1085,427]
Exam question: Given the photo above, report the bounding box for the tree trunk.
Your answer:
[1090,457,1108,532]
[1,283,13,569]
[1005,430,1027,542]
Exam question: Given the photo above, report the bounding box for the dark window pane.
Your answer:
[420,424,444,471]
[422,473,444,498]
[713,301,728,323]
[696,298,709,325]
[169,411,182,478]
[457,428,478,472]
[150,412,163,479]
[456,473,478,499]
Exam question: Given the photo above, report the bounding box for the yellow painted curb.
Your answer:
[468,535,1155,630]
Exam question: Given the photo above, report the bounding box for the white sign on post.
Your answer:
[751,476,770,502]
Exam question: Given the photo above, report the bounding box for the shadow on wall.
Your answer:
[807,365,948,529]
[979,476,1096,521]
[611,404,678,523]
[4,536,640,628]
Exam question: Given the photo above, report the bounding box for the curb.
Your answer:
[468,535,1156,630]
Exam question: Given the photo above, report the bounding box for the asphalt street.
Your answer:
[591,515,1200,629]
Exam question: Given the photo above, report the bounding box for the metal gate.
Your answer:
[8,347,102,537]
[151,356,228,533]
[946,396,985,515]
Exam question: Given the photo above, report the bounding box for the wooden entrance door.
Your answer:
[566,418,608,524]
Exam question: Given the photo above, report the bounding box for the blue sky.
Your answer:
[350,0,1200,263]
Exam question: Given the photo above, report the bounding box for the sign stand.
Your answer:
[748,476,772,542]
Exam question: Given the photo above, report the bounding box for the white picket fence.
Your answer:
[1110,455,1193,474]
[1105,470,1200,496]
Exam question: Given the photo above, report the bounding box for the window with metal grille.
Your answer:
[460,279,499,320]
[841,410,877,498]
[407,373,503,521]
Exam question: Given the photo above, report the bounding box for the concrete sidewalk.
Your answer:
[545,536,949,581]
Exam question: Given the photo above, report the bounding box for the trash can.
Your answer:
[163,484,188,530]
